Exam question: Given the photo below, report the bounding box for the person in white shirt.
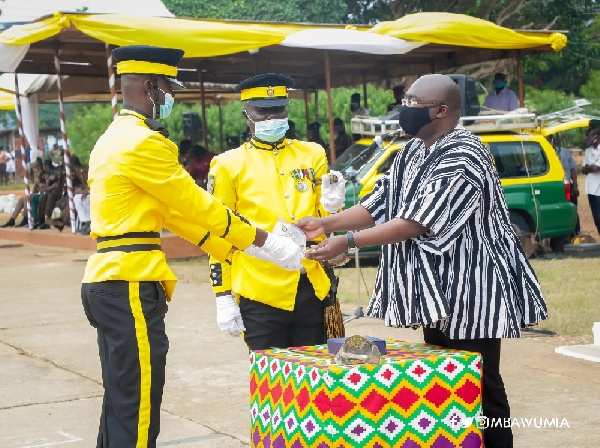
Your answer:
[582,126,600,233]
[483,73,519,112]
[350,92,370,118]
[6,149,16,183]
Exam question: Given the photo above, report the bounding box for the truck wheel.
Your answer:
[509,212,534,258]
[549,235,570,253]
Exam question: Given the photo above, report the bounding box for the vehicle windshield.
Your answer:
[330,142,378,174]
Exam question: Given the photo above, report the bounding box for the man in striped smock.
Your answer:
[296,74,548,448]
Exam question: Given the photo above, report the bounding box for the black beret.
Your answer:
[235,73,294,107]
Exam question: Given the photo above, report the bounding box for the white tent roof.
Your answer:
[0,0,173,27]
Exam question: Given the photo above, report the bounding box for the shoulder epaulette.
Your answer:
[144,118,169,138]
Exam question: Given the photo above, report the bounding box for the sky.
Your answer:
[0,0,173,25]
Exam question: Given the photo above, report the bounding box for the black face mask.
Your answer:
[399,105,435,136]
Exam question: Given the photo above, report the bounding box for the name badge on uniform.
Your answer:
[292,168,316,193]
[207,174,215,194]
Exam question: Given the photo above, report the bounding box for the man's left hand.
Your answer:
[320,170,345,213]
[304,235,348,262]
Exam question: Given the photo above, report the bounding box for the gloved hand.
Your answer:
[244,232,304,271]
[215,294,245,337]
[320,170,345,213]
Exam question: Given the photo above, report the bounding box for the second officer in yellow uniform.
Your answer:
[208,73,346,350]
[81,49,303,448]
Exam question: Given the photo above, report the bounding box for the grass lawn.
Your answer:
[170,255,600,339]
[0,182,26,192]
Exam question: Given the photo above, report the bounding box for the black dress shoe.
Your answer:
[38,224,50,230]
[1,218,15,228]
[16,218,28,227]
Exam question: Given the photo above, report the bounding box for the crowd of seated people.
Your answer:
[1,154,90,235]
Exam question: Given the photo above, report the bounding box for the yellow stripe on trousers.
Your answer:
[129,282,151,448]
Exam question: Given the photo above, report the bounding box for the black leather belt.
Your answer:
[96,231,161,253]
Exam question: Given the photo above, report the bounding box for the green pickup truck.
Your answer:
[332,111,592,257]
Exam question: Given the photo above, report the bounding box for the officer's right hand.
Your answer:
[244,232,303,271]
[215,294,245,337]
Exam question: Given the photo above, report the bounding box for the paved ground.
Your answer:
[1,240,599,448]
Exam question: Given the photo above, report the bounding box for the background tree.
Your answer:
[66,103,113,164]
[162,0,347,23]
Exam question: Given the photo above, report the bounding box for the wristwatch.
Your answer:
[346,231,359,254]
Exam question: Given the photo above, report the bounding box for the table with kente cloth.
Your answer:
[249,340,483,448]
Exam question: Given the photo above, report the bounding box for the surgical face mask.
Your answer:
[148,87,174,119]
[250,117,289,142]
[399,105,435,136]
[160,92,174,118]
[586,134,598,148]
[494,81,506,90]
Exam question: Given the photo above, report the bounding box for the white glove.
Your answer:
[244,232,304,271]
[320,170,345,213]
[215,294,245,337]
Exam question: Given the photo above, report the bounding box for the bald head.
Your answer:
[402,74,462,146]
[409,74,461,114]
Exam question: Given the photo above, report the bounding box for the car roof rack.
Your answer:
[350,112,405,137]
[458,112,539,133]
[351,102,597,137]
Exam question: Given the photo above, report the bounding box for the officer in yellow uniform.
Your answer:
[208,73,346,350]
[81,48,303,448]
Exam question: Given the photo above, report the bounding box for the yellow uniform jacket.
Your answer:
[208,138,331,311]
[82,109,256,299]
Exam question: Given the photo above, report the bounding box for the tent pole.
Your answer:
[362,73,368,109]
[304,86,310,134]
[314,90,319,121]
[13,73,33,230]
[54,47,77,234]
[324,50,335,163]
[218,97,223,153]
[198,67,209,150]
[516,51,524,107]
[105,43,118,120]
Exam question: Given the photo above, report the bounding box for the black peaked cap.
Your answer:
[235,73,294,107]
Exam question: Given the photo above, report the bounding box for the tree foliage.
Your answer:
[66,103,114,165]
[162,0,347,23]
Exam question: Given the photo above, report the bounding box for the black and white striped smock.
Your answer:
[361,126,548,339]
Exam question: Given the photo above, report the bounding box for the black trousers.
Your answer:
[423,328,513,448]
[240,274,325,350]
[82,281,169,448]
[589,194,600,234]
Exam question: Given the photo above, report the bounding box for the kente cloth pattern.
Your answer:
[250,340,483,447]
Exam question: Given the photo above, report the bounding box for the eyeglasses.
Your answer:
[401,98,443,108]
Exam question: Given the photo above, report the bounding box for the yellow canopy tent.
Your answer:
[0,11,566,87]
[369,12,567,51]
[0,91,15,110]
[0,11,568,157]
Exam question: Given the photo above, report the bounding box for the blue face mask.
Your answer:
[149,88,174,119]
[252,118,289,142]
[494,81,506,90]
[160,92,174,119]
